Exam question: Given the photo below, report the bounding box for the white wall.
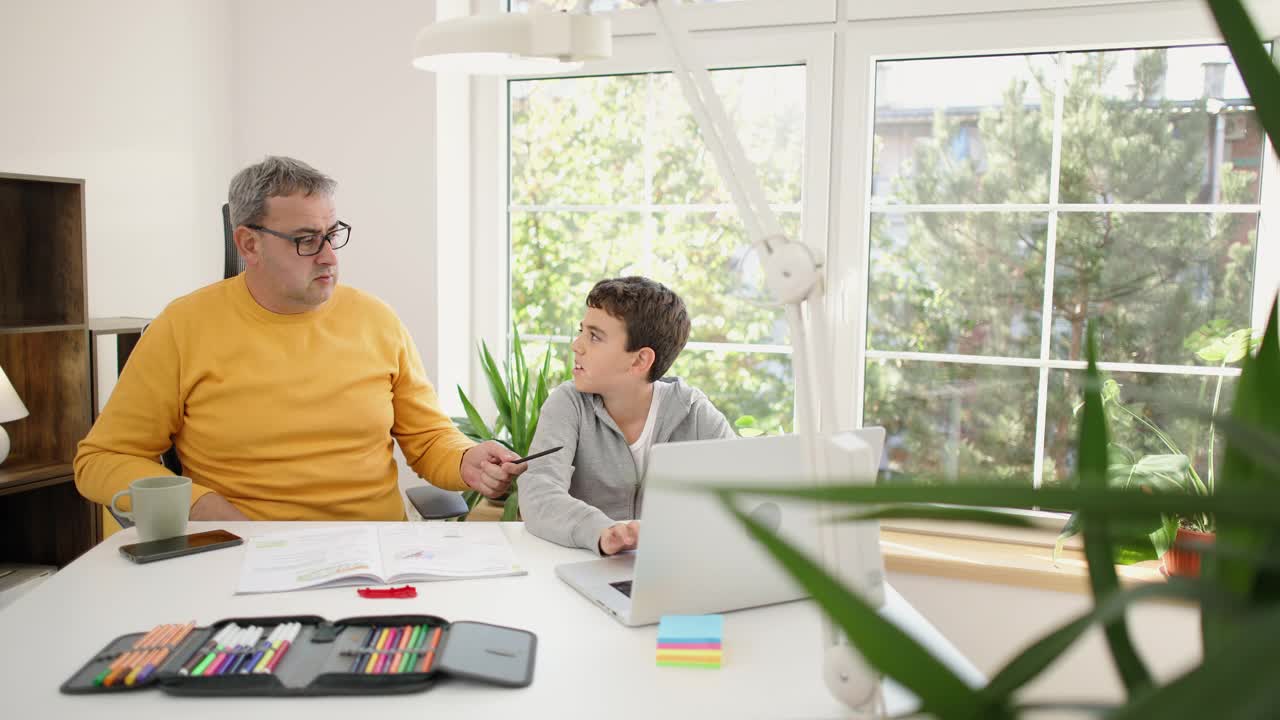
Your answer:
[231,0,443,382]
[0,0,234,320]
[231,0,447,490]
[890,570,1202,707]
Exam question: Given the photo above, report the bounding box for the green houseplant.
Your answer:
[452,325,564,521]
[712,300,1279,718]
[1052,326,1256,574]
[704,3,1280,714]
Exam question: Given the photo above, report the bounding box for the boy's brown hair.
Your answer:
[586,276,690,383]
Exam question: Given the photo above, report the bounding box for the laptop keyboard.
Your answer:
[609,580,633,598]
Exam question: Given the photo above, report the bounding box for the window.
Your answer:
[863,44,1268,488]
[481,3,1278,509]
[509,64,808,431]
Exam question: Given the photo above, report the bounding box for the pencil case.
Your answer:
[59,613,536,697]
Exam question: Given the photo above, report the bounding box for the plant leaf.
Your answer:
[719,492,987,719]
[1106,387,1280,472]
[1072,325,1152,694]
[455,490,485,521]
[1110,602,1280,719]
[833,505,1037,527]
[527,348,553,444]
[1205,297,1280,653]
[1206,0,1280,161]
[450,416,485,443]
[457,387,494,440]
[502,481,521,521]
[689,484,1280,525]
[1056,509,1171,566]
[480,340,512,425]
[1053,512,1082,563]
[1148,514,1179,559]
[981,578,1233,705]
[1196,328,1256,364]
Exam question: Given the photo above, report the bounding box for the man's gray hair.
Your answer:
[227,156,337,228]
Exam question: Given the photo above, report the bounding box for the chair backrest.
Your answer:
[223,202,243,279]
[405,485,470,521]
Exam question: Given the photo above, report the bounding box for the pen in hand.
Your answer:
[512,446,563,465]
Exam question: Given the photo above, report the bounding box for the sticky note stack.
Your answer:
[656,614,723,669]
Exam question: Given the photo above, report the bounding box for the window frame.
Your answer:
[472,25,837,423]
[833,1,1280,490]
[463,0,1280,491]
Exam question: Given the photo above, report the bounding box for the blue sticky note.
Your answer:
[657,615,724,644]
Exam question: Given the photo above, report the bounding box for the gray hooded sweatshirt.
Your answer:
[520,377,736,552]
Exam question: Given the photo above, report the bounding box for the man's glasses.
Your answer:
[246,221,351,256]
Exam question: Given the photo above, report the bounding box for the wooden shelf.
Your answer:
[0,330,90,463]
[0,175,86,328]
[0,460,74,496]
[0,323,86,335]
[0,172,96,565]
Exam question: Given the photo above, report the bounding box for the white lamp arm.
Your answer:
[644,1,882,715]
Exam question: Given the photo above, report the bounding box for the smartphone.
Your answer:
[119,529,244,564]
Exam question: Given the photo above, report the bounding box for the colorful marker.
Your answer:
[263,623,299,674]
[349,626,378,673]
[192,624,242,677]
[390,624,414,674]
[245,624,285,674]
[420,626,442,673]
[184,625,237,676]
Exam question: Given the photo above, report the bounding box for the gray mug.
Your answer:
[110,476,192,541]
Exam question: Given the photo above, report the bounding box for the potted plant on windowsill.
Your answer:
[451,325,564,521]
[1052,326,1255,577]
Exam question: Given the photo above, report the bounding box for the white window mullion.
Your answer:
[1250,39,1279,330]
[641,73,658,278]
[868,202,1262,214]
[865,349,1244,378]
[509,203,805,213]
[1033,51,1068,491]
[524,334,793,356]
[839,23,879,430]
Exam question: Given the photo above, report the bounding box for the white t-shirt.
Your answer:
[628,382,667,479]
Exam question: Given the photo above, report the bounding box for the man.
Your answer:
[75,156,523,521]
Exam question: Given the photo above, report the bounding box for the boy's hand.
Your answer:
[599,520,640,555]
[461,441,526,498]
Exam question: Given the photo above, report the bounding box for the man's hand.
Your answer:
[599,520,640,556]
[189,492,250,521]
[461,441,526,498]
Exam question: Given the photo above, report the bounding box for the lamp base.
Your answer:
[0,424,10,465]
[824,642,882,716]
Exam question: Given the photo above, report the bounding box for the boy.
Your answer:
[520,276,736,555]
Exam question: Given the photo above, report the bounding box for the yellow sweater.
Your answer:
[74,275,473,521]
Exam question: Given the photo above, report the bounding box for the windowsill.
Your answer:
[879,525,1167,597]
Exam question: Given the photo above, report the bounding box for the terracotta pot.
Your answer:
[1163,527,1215,578]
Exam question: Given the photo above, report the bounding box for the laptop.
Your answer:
[556,429,887,626]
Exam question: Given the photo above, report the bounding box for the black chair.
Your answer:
[405,484,470,520]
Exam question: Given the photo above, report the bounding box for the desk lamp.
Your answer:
[413,1,885,715]
[0,364,30,465]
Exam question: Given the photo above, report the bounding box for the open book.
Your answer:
[236,523,526,595]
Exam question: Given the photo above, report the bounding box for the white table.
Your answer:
[0,522,981,719]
